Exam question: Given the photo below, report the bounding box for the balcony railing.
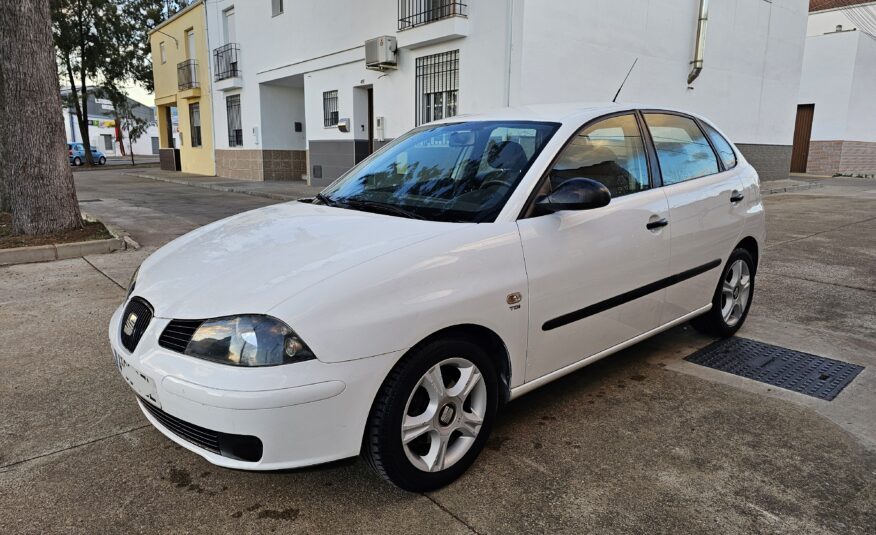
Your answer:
[398,0,467,30]
[177,59,199,91]
[213,43,240,81]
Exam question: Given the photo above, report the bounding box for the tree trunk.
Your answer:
[0,61,9,213]
[78,70,95,166]
[129,130,136,166]
[0,0,81,235]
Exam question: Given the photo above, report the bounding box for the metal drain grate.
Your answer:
[685,337,864,401]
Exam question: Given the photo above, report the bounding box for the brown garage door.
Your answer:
[790,104,814,173]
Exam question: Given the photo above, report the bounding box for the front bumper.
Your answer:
[109,304,402,470]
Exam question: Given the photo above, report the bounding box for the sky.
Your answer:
[124,83,155,107]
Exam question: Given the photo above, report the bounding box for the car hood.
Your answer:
[135,202,462,319]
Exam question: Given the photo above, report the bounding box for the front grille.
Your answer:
[120,297,153,352]
[158,319,203,353]
[139,397,263,462]
[140,397,221,454]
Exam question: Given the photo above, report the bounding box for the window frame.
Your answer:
[322,90,339,127]
[639,109,726,185]
[159,41,166,64]
[189,102,202,147]
[415,50,459,126]
[226,94,242,147]
[518,110,661,219]
[271,0,284,17]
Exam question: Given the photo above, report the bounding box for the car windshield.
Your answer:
[319,121,559,223]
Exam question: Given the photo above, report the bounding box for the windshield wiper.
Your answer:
[315,192,337,206]
[340,199,426,220]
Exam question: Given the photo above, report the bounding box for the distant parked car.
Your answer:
[111,103,764,491]
[68,143,107,166]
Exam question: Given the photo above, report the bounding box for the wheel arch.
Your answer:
[415,324,513,404]
[735,236,759,273]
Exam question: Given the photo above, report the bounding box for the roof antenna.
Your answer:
[612,58,638,103]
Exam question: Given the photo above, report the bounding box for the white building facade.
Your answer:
[793,1,876,175]
[61,89,177,157]
[205,0,809,186]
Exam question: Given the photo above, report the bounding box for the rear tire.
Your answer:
[691,248,755,337]
[73,157,81,166]
[363,337,498,492]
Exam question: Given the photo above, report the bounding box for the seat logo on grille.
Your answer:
[123,312,138,336]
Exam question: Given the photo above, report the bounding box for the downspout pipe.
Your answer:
[688,0,709,85]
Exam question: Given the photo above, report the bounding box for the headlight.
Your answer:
[184,315,315,367]
[127,267,139,298]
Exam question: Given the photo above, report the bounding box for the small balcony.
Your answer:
[213,43,243,91]
[177,59,200,93]
[398,0,467,31]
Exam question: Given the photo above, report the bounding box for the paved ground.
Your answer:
[0,171,874,534]
[74,170,278,246]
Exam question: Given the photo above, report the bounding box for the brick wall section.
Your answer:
[216,149,307,181]
[807,140,876,175]
[838,141,876,174]
[806,141,843,175]
[735,144,792,181]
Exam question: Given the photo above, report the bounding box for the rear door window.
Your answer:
[644,113,719,185]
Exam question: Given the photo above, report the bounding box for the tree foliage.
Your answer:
[51,0,187,165]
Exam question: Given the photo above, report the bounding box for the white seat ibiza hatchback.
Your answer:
[110,103,764,491]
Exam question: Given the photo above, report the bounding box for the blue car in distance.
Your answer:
[68,143,107,166]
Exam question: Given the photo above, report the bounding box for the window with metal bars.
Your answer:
[323,90,339,127]
[415,50,459,126]
[189,103,202,147]
[226,95,242,146]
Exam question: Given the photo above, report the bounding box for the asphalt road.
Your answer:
[1,172,873,534]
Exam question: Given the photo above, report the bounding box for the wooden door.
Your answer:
[790,104,814,173]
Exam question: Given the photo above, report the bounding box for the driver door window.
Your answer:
[549,114,650,198]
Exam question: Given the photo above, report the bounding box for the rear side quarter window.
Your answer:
[701,122,737,170]
[643,113,719,185]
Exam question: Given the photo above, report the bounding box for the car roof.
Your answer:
[430,102,715,128]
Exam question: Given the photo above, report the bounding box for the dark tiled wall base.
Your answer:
[216,149,307,181]
[309,140,358,187]
[309,139,395,187]
[736,144,792,181]
[159,148,180,171]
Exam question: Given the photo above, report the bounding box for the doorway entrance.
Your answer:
[790,104,815,173]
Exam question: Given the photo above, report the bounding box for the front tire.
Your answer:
[692,248,755,337]
[363,337,498,492]
[98,156,106,165]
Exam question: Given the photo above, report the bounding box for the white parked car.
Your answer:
[110,103,764,491]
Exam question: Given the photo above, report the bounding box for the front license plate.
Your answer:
[115,350,161,408]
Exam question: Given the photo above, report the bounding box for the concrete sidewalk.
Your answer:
[126,169,322,201]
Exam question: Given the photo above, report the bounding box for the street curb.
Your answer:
[0,212,138,267]
[124,172,300,202]
[0,237,125,266]
[81,210,141,250]
[761,182,823,195]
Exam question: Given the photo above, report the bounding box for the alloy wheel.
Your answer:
[720,259,751,327]
[401,357,487,473]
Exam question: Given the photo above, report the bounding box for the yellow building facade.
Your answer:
[150,0,215,175]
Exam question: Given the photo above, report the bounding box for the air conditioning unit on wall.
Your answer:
[365,36,398,71]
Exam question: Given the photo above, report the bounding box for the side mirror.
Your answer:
[535,178,611,213]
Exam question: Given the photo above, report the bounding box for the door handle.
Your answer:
[730,190,745,203]
[646,217,669,230]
